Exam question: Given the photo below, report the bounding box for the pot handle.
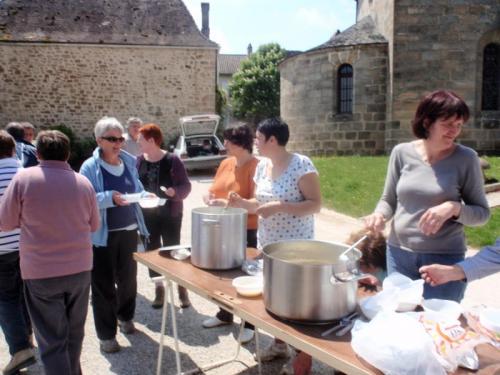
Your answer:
[202,219,221,225]
[330,270,371,284]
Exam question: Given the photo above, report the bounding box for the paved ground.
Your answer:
[1,172,499,374]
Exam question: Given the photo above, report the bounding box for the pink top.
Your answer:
[0,160,100,279]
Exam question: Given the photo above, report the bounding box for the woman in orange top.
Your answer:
[202,124,258,343]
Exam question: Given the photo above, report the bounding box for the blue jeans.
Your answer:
[387,244,467,302]
[0,252,32,355]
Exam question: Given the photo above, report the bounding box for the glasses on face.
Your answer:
[101,136,125,143]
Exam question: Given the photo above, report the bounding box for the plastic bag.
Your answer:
[465,306,500,349]
[359,288,399,320]
[383,272,424,312]
[418,313,488,371]
[242,259,263,276]
[351,311,446,375]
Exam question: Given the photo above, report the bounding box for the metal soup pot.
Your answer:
[191,207,247,270]
[263,240,365,324]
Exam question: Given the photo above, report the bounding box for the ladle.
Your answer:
[339,235,368,262]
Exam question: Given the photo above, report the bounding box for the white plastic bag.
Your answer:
[359,288,399,320]
[351,311,446,375]
[383,272,424,312]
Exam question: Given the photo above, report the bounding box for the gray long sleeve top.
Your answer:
[460,238,500,282]
[375,142,490,254]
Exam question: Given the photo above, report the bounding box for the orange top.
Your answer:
[209,156,259,230]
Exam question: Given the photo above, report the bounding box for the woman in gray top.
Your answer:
[365,90,490,302]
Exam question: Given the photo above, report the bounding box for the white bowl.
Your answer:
[232,276,263,297]
[479,308,500,334]
[139,196,160,208]
[422,298,463,320]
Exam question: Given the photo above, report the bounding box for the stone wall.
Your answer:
[0,43,217,140]
[388,0,500,153]
[357,0,394,115]
[280,43,388,156]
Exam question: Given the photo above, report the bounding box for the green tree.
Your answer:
[229,43,286,126]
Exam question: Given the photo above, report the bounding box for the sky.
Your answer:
[183,0,357,54]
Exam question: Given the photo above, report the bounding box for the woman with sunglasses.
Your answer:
[80,116,149,354]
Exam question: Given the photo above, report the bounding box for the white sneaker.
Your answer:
[255,341,290,362]
[202,316,231,328]
[238,328,254,344]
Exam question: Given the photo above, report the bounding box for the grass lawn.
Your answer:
[312,155,500,249]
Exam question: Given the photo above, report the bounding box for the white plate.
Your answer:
[480,308,500,334]
[122,193,142,203]
[139,197,161,208]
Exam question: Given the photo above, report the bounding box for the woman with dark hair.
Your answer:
[80,117,150,354]
[229,117,321,374]
[364,90,490,302]
[201,124,259,344]
[136,123,192,309]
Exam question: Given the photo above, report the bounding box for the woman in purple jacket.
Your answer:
[137,124,192,309]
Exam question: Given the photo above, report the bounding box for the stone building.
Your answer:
[280,0,500,156]
[0,0,218,139]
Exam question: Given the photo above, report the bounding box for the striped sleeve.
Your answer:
[0,164,20,254]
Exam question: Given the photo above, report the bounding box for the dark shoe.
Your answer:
[118,320,136,334]
[152,285,165,309]
[3,348,36,375]
[178,286,190,308]
[100,338,121,353]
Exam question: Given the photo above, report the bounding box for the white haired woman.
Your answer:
[80,117,150,354]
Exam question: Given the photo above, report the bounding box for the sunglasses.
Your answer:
[101,136,125,143]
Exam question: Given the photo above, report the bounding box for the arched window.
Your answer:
[482,43,500,110]
[337,64,353,114]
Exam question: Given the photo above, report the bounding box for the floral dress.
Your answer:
[254,153,318,248]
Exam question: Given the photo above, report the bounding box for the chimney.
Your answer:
[201,2,210,39]
[247,43,253,56]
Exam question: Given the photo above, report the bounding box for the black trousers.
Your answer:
[25,271,90,375]
[91,230,137,340]
[144,211,183,278]
[216,229,257,328]
[0,252,32,355]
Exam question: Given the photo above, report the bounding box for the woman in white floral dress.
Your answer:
[230,117,321,375]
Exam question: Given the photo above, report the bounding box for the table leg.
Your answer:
[156,279,168,375]
[166,280,182,375]
[255,328,262,375]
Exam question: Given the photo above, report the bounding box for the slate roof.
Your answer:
[218,54,247,75]
[307,16,387,52]
[0,0,218,47]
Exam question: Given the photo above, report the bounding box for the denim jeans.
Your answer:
[387,244,467,302]
[0,251,32,355]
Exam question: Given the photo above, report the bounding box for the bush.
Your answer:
[49,125,96,170]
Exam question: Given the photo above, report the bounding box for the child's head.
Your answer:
[347,230,386,274]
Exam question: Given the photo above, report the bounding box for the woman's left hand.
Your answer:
[418,201,461,236]
[256,201,282,218]
[163,187,175,197]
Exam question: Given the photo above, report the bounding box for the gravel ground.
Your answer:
[1,172,499,374]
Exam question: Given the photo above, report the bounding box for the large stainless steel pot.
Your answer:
[263,240,365,324]
[191,207,247,270]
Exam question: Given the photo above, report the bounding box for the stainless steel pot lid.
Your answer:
[192,206,247,215]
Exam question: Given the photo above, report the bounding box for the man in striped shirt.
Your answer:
[0,130,36,375]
